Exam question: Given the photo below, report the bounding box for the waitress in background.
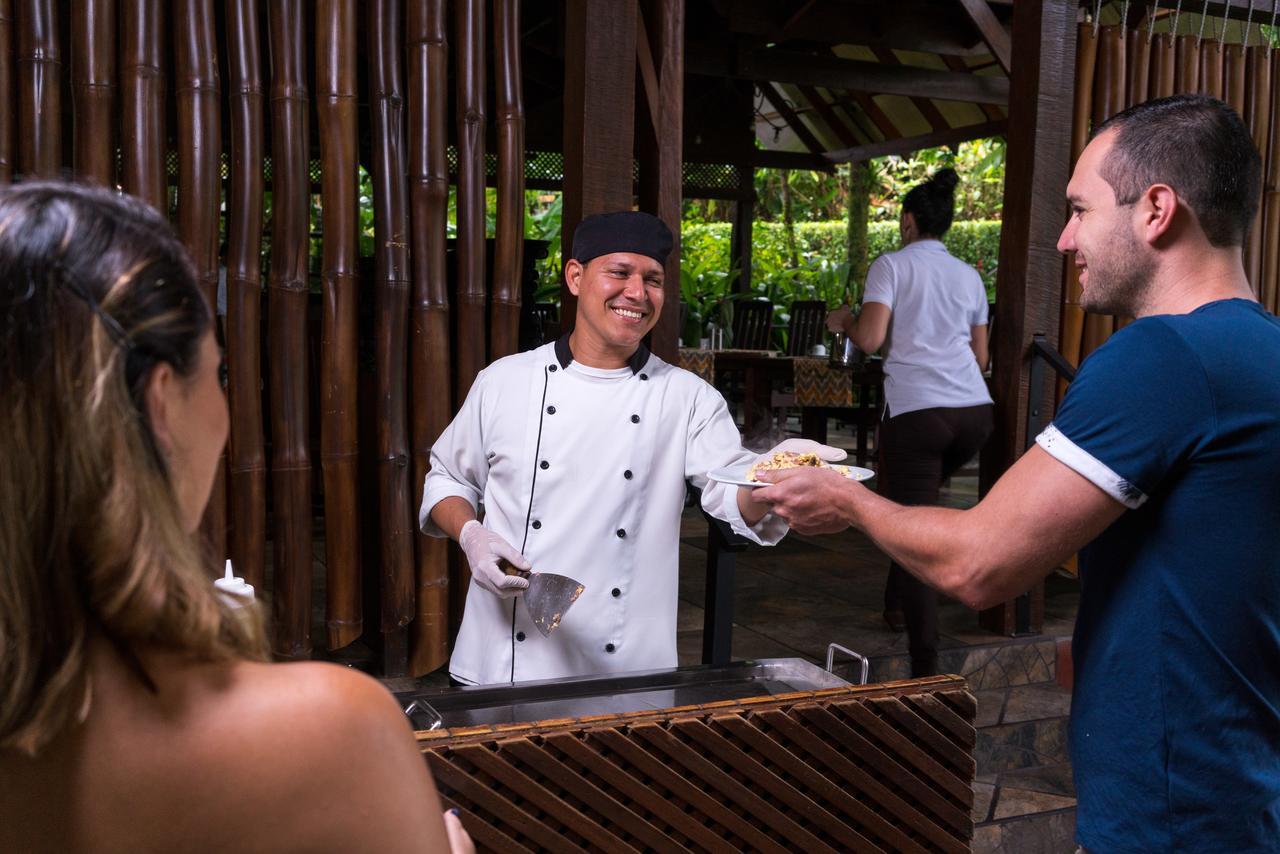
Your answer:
[827,168,993,677]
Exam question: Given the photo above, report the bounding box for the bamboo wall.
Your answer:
[1063,13,1280,368]
[0,0,525,675]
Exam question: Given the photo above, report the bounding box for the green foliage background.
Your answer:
[678,220,1000,346]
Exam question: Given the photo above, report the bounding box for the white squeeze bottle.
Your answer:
[215,559,255,608]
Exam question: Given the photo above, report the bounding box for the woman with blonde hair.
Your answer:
[0,183,468,852]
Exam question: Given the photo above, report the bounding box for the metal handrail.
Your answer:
[1012,332,1077,635]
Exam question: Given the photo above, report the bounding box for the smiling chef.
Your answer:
[420,211,842,685]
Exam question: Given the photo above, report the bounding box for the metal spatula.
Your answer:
[502,561,586,636]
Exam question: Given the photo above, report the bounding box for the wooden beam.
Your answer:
[958,0,1013,76]
[745,148,835,171]
[634,4,660,134]
[561,0,638,329]
[942,54,1005,120]
[869,46,950,132]
[843,94,898,141]
[1150,0,1280,21]
[720,0,993,57]
[796,84,861,148]
[979,0,1077,636]
[757,80,828,156]
[636,0,683,362]
[733,46,1010,106]
[824,118,1007,163]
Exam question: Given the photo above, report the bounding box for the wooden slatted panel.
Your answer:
[419,680,975,853]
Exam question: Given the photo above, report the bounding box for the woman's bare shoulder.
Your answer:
[181,659,450,851]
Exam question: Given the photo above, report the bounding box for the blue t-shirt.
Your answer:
[1035,299,1280,852]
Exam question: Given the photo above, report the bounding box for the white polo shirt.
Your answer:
[862,238,992,416]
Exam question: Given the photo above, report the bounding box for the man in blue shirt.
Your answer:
[755,94,1280,851]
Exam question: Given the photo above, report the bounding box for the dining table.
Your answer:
[678,348,884,465]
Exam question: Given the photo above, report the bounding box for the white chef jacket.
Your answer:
[420,336,788,685]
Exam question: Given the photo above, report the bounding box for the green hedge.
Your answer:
[682,219,1001,302]
[678,219,1000,348]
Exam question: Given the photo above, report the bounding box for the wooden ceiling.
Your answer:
[514,0,1014,174]
[693,0,1014,167]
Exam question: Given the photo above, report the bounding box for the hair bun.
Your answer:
[931,168,959,193]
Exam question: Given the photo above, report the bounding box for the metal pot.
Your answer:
[828,332,860,368]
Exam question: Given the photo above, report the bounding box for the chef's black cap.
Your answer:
[570,211,673,267]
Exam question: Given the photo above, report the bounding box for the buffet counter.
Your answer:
[401,660,976,853]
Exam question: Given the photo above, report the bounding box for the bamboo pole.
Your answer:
[1262,54,1280,312]
[175,0,226,563]
[1150,32,1177,100]
[454,0,487,402]
[490,0,525,360]
[0,1,12,183]
[120,0,166,212]
[1146,31,1172,100]
[1245,44,1272,291]
[1060,20,1097,383]
[1201,40,1225,99]
[1125,25,1149,109]
[407,0,451,675]
[15,0,61,178]
[267,0,313,659]
[1081,24,1124,358]
[224,0,267,594]
[1225,42,1247,116]
[316,0,363,651]
[1175,33,1201,94]
[71,0,115,185]
[174,0,221,311]
[369,0,415,670]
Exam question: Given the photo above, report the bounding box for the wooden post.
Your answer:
[729,164,754,296]
[636,0,683,362]
[490,0,525,361]
[407,0,451,676]
[175,0,226,564]
[71,0,115,186]
[267,0,313,660]
[317,0,363,651]
[0,1,12,183]
[224,0,267,595]
[454,0,486,401]
[561,0,638,331]
[120,0,166,212]
[15,0,61,179]
[979,0,1077,637]
[369,0,415,676]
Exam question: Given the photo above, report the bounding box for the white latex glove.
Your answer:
[760,437,847,464]
[458,519,531,599]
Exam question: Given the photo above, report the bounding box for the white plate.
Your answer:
[706,463,875,488]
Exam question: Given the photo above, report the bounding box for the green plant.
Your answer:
[678,252,739,346]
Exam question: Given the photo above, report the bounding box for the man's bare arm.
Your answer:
[754,445,1125,608]
[429,496,479,542]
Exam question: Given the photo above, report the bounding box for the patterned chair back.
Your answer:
[731,300,773,350]
[787,300,827,356]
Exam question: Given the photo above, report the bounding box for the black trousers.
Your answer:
[878,402,994,677]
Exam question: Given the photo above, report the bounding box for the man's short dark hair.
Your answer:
[1095,94,1261,248]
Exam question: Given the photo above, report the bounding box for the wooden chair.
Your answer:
[786,300,827,356]
[730,299,773,350]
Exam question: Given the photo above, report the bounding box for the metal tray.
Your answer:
[396,658,851,730]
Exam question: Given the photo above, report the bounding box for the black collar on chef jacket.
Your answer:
[554,333,650,376]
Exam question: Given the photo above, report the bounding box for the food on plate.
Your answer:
[747,450,841,482]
